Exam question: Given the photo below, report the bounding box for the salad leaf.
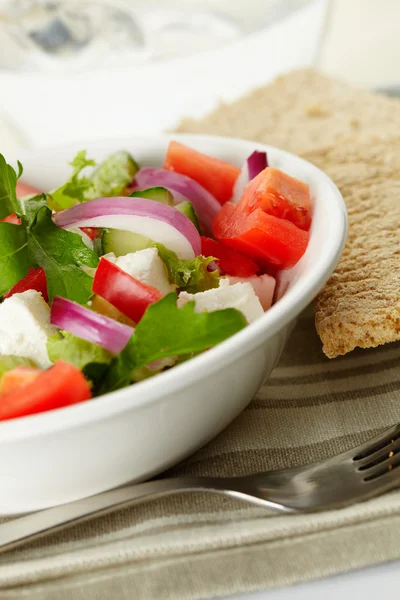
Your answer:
[91,151,139,198]
[0,356,37,381]
[47,332,112,384]
[101,293,247,392]
[0,222,31,296]
[154,243,219,293]
[20,193,48,225]
[27,206,99,303]
[48,150,139,211]
[70,150,96,173]
[0,154,22,219]
[49,150,96,210]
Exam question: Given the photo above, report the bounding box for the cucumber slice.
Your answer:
[129,186,174,206]
[101,228,155,257]
[176,201,201,233]
[91,151,139,197]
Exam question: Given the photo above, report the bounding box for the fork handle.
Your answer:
[0,476,261,553]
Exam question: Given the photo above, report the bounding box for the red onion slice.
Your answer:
[207,260,221,274]
[132,168,220,234]
[53,197,201,259]
[247,151,268,180]
[231,151,268,204]
[51,296,134,354]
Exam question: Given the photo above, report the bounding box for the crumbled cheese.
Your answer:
[0,290,56,368]
[112,248,175,295]
[178,281,264,323]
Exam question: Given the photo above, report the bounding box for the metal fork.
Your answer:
[1,423,399,553]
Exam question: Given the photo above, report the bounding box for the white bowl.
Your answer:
[2,134,347,514]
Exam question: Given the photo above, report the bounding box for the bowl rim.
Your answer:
[1,133,347,441]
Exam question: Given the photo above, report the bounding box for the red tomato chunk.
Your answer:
[201,236,259,277]
[4,267,48,302]
[0,361,92,421]
[214,202,309,270]
[92,257,162,323]
[238,168,312,231]
[164,141,241,205]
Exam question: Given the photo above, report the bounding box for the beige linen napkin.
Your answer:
[2,70,400,600]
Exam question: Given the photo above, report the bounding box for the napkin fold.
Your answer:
[2,69,400,600]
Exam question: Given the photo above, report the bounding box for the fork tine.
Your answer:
[362,454,400,483]
[356,436,400,470]
[352,424,400,461]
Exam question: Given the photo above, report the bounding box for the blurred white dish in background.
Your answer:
[0,0,320,72]
[0,0,328,148]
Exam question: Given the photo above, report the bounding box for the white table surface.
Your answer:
[1,1,399,598]
[231,562,400,600]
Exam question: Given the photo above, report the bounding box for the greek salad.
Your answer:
[0,142,312,421]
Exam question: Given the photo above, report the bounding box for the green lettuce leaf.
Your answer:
[154,243,219,293]
[0,356,37,381]
[49,150,96,210]
[47,332,112,385]
[101,293,246,392]
[27,206,99,303]
[0,154,22,219]
[48,150,139,211]
[0,222,31,296]
[91,151,139,198]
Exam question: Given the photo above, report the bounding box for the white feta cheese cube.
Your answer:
[227,274,276,311]
[178,281,264,324]
[0,290,57,368]
[218,278,231,289]
[112,248,174,295]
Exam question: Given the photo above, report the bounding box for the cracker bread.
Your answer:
[308,136,400,357]
[176,69,400,155]
[176,69,400,357]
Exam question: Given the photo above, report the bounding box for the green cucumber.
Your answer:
[101,228,155,257]
[176,201,201,233]
[91,151,139,197]
[129,187,174,206]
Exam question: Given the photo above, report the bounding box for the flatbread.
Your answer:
[308,135,400,357]
[176,69,400,357]
[176,69,400,155]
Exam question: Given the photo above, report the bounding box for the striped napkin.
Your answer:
[1,310,400,600]
[2,70,400,600]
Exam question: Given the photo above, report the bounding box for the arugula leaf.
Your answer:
[0,154,22,219]
[47,332,112,385]
[20,193,48,225]
[27,206,99,303]
[101,293,247,392]
[154,243,219,293]
[49,150,96,210]
[0,222,31,296]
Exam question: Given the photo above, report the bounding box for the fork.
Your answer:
[1,423,399,553]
